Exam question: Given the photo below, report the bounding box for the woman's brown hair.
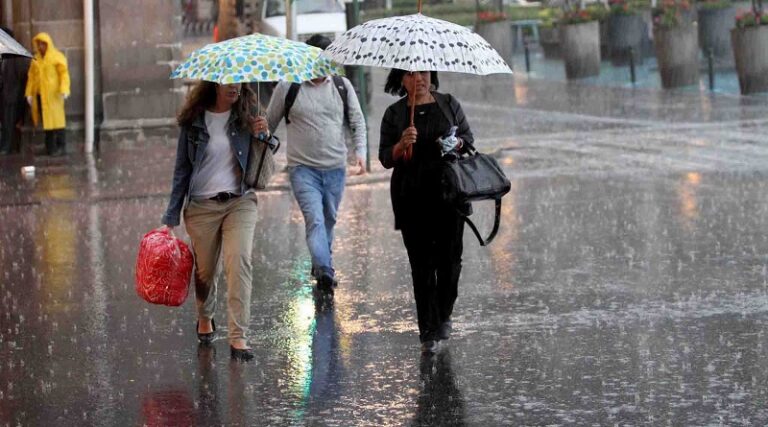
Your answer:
[177,81,257,129]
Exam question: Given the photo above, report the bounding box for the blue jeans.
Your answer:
[288,165,346,279]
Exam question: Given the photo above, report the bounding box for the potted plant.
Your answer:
[474,6,513,65]
[607,0,648,64]
[539,7,564,58]
[731,0,768,94]
[697,0,736,61]
[653,0,700,88]
[558,2,602,79]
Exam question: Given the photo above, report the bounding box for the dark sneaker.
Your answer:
[317,273,337,296]
[437,321,452,341]
[420,340,439,355]
[230,346,254,362]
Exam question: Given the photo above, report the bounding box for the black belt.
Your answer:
[208,192,240,202]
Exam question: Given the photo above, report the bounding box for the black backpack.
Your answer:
[284,75,350,128]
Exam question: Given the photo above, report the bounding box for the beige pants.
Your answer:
[184,194,258,344]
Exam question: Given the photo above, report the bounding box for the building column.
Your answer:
[97,0,183,145]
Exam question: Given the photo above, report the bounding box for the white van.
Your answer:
[259,0,348,42]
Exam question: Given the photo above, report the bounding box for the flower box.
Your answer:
[559,21,601,79]
[731,25,768,94]
[697,4,736,60]
[654,23,700,88]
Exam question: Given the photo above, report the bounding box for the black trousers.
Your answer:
[45,129,66,155]
[401,207,464,343]
[0,104,22,153]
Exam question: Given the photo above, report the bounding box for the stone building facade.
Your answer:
[4,0,184,148]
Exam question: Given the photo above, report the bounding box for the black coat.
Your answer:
[0,56,30,121]
[378,91,474,230]
[0,57,30,152]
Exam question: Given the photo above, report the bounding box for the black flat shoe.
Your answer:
[437,320,452,341]
[420,340,439,355]
[197,318,216,344]
[317,273,337,296]
[230,346,254,362]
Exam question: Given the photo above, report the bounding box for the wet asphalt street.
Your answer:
[2,69,768,425]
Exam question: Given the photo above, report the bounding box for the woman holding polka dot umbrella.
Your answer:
[164,34,342,361]
[325,2,512,355]
[323,1,512,159]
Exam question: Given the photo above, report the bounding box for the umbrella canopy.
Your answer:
[170,33,344,84]
[0,28,32,58]
[323,13,512,75]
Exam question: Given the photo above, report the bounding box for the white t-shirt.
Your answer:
[190,110,240,199]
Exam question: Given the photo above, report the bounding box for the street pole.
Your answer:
[351,0,370,172]
[84,0,95,153]
[286,0,297,40]
[2,0,12,28]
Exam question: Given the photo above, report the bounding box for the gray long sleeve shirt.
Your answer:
[265,76,366,169]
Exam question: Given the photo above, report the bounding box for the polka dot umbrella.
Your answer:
[323,8,512,159]
[171,33,344,84]
[323,13,512,76]
[0,28,32,58]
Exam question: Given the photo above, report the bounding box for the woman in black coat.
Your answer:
[379,69,474,355]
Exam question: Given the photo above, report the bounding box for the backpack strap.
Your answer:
[284,82,301,125]
[284,77,350,127]
[332,75,350,129]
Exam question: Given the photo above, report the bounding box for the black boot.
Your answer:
[45,131,57,155]
[56,130,66,155]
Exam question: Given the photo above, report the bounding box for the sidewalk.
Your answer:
[5,50,768,425]
[3,60,768,209]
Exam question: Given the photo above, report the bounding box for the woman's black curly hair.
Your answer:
[384,69,440,97]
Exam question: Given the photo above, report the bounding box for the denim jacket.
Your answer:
[161,111,278,227]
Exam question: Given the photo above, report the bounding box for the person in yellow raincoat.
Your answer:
[25,32,70,156]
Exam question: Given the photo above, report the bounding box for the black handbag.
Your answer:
[441,141,511,246]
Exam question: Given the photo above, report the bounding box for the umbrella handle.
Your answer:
[257,82,261,116]
[404,91,415,160]
[409,91,415,127]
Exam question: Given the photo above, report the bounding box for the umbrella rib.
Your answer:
[365,21,387,67]
[404,15,422,71]
[414,16,430,72]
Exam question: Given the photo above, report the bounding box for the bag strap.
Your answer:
[460,198,502,246]
[434,92,477,154]
[332,75,350,129]
[284,83,301,125]
[433,92,456,128]
[284,77,349,127]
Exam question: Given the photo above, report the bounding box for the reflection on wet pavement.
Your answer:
[2,72,768,425]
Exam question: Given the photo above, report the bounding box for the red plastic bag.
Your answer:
[135,227,193,306]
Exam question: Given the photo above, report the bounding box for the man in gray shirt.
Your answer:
[256,34,366,298]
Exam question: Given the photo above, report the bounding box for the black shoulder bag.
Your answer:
[434,94,511,246]
[441,142,511,246]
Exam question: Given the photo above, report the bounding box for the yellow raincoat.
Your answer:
[25,33,70,130]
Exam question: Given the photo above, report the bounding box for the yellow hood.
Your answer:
[32,32,61,59]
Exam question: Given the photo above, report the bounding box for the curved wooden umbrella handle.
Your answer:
[404,87,416,160]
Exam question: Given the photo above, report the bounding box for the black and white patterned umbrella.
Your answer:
[323,13,512,75]
[0,28,32,58]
